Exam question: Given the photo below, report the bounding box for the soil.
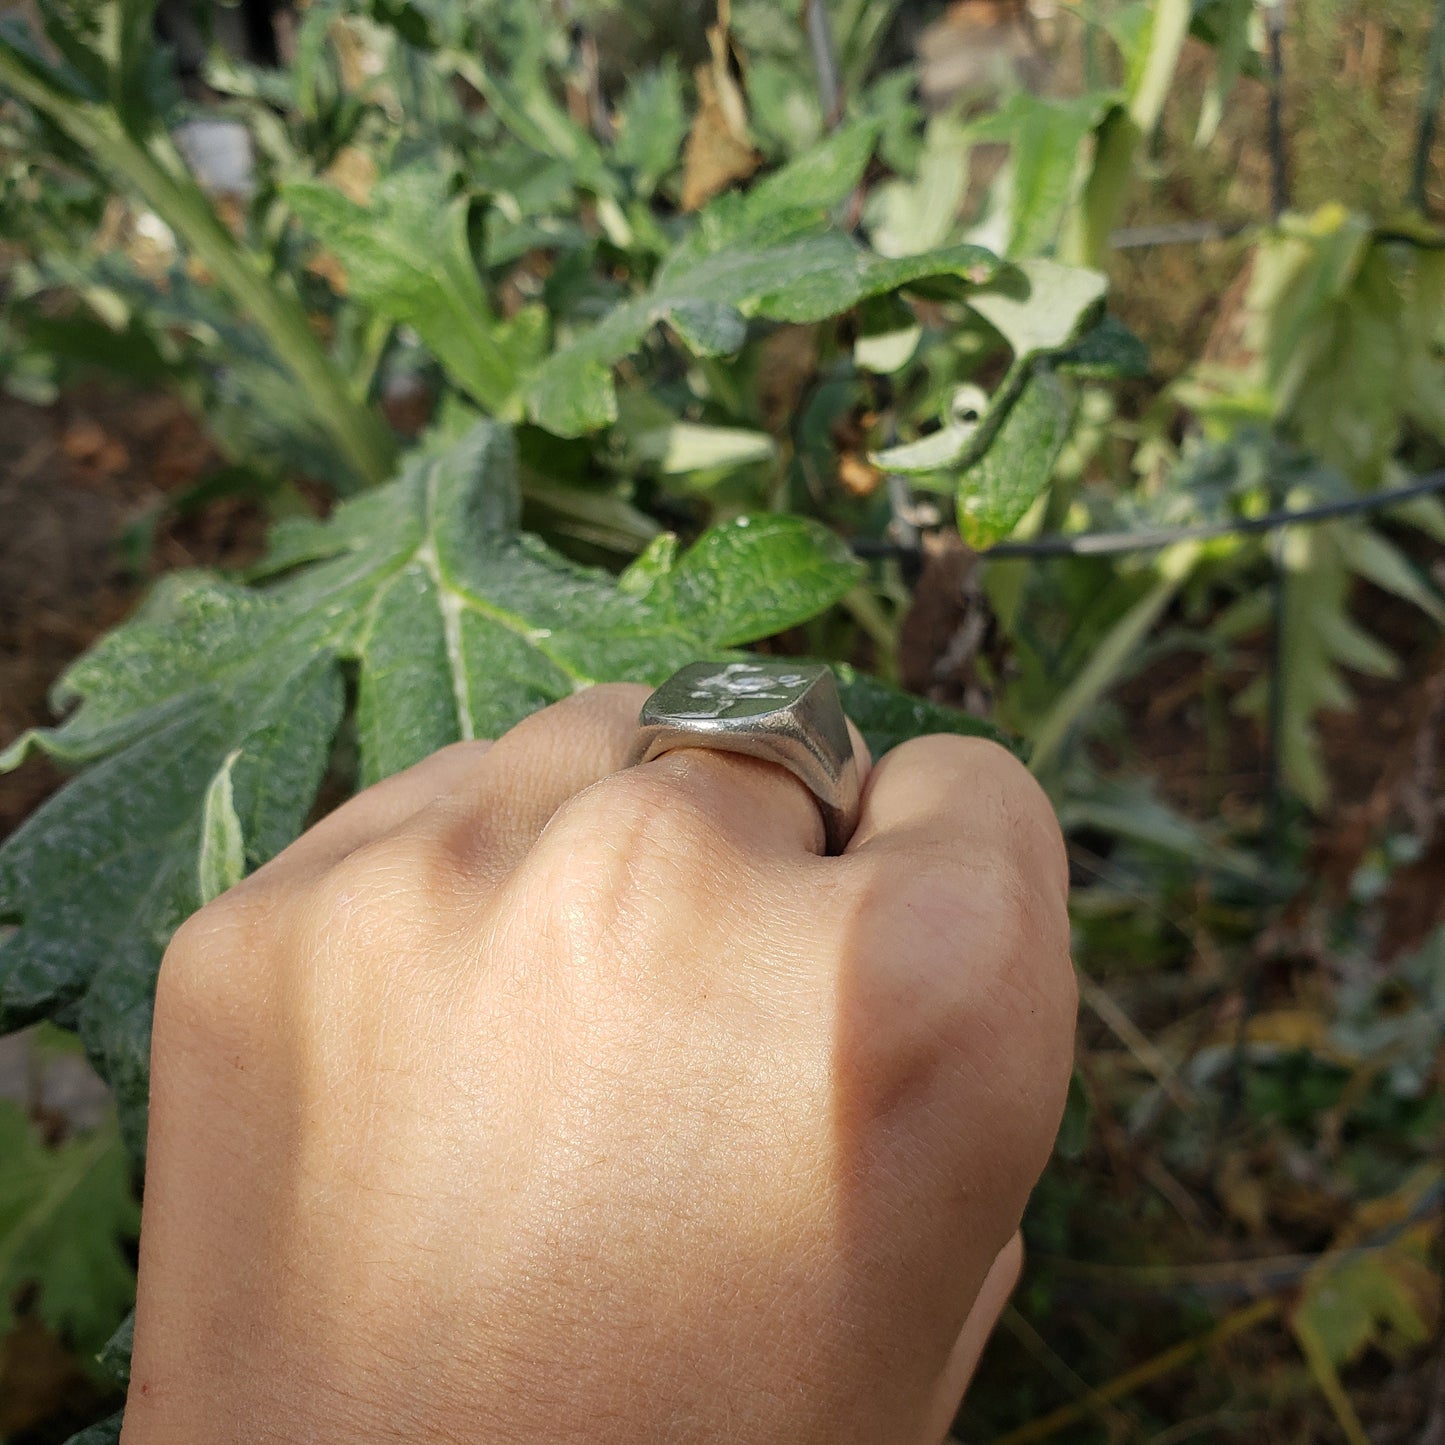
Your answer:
[0,386,271,838]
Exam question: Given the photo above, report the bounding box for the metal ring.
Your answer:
[628,660,861,854]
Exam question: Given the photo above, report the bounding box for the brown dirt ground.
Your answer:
[0,386,270,839]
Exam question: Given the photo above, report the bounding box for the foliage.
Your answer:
[1,0,1444,1440]
[0,1101,138,1357]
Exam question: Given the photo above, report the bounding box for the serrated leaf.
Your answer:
[613,60,687,197]
[1344,527,1445,628]
[64,1414,123,1445]
[0,1103,138,1354]
[197,750,245,905]
[527,209,998,436]
[956,368,1074,547]
[0,424,860,1149]
[96,1310,133,1389]
[968,259,1108,360]
[285,165,527,415]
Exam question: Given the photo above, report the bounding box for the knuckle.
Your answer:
[500,682,651,746]
[558,768,721,867]
[155,894,273,1050]
[575,681,653,713]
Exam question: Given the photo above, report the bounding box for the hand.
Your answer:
[123,684,1076,1444]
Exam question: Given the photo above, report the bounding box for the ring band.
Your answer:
[628,661,861,854]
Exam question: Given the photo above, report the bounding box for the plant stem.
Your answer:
[1412,0,1445,212]
[987,1297,1281,1445]
[1263,1,1290,222]
[1064,0,1191,268]
[804,0,843,130]
[0,49,396,488]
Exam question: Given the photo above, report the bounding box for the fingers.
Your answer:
[834,735,1076,1219]
[845,735,1068,903]
[441,683,653,871]
[240,681,870,907]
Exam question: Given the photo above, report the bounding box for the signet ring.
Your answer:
[628,660,862,854]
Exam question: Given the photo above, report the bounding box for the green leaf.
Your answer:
[1294,1243,1433,1369]
[612,60,687,197]
[972,93,1113,259]
[285,165,528,415]
[527,210,998,436]
[1342,529,1445,628]
[197,750,246,905]
[1233,521,1377,809]
[96,1310,134,1389]
[968,259,1108,360]
[1192,0,1256,145]
[872,422,979,476]
[956,368,1074,547]
[65,1414,123,1445]
[832,665,1015,759]
[0,1103,138,1354]
[732,119,879,224]
[867,114,971,259]
[629,422,778,476]
[1027,545,1199,774]
[0,424,860,1149]
[1055,316,1150,378]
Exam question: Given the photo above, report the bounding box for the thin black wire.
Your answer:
[849,467,1445,561]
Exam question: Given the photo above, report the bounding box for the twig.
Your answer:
[1412,0,1445,212]
[1077,971,1195,1111]
[1037,1173,1443,1302]
[803,0,843,130]
[998,1305,1138,1439]
[985,1298,1282,1445]
[1263,1,1290,223]
[1225,0,1294,1130]
[1110,219,1252,249]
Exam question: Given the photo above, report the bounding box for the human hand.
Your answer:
[123,684,1075,1444]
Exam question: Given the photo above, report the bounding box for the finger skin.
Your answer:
[847,735,1069,904]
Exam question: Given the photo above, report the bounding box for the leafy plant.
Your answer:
[4,1,1445,1439]
[0,1100,138,1358]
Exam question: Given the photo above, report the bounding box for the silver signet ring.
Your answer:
[628,660,862,854]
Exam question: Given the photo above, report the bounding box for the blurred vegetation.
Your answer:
[1,0,1443,1441]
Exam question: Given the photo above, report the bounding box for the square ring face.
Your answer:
[641,660,830,724]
